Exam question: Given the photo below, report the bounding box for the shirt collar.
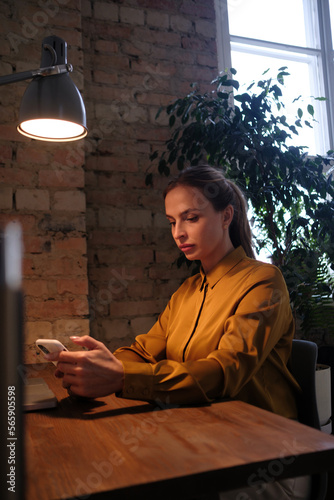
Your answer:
[200,246,248,290]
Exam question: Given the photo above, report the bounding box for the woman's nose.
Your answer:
[173,221,186,240]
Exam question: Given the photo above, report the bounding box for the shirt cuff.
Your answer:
[118,360,154,400]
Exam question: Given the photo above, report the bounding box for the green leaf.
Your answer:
[177,156,185,170]
[176,104,186,117]
[155,106,163,119]
[168,148,178,165]
[270,84,282,97]
[307,104,314,117]
[217,91,229,99]
[297,108,303,118]
[223,79,239,90]
[169,115,176,127]
[158,158,168,175]
[145,173,153,186]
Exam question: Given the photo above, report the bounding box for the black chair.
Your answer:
[289,339,328,500]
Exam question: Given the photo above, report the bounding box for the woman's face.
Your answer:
[165,185,234,273]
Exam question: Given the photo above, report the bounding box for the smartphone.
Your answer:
[36,339,68,365]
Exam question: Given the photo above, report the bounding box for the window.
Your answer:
[215,0,334,156]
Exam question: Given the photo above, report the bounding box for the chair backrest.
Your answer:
[289,339,321,429]
[288,339,328,500]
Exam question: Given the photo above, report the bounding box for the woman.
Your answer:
[49,165,310,499]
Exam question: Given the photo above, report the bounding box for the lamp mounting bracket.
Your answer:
[0,64,72,87]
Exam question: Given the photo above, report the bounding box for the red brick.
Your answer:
[0,167,35,187]
[39,169,85,188]
[24,255,87,278]
[90,230,143,247]
[181,35,209,52]
[0,187,12,209]
[0,144,12,160]
[151,45,196,64]
[93,70,119,85]
[53,190,86,212]
[127,281,153,299]
[24,235,51,253]
[16,145,50,165]
[83,20,131,40]
[89,266,145,283]
[180,1,216,19]
[51,28,82,47]
[85,156,138,172]
[93,53,129,71]
[54,238,87,252]
[86,85,127,102]
[23,279,50,297]
[94,1,118,21]
[197,53,219,68]
[26,298,90,320]
[57,278,89,295]
[0,124,26,142]
[181,64,217,83]
[0,105,16,124]
[51,11,82,29]
[120,6,145,25]
[94,247,153,266]
[0,214,36,232]
[136,92,177,106]
[52,147,85,168]
[133,27,181,47]
[134,126,171,142]
[86,189,138,207]
[137,0,177,11]
[95,40,119,53]
[16,189,50,211]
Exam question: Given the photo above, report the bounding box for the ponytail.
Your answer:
[163,165,255,259]
[225,179,255,259]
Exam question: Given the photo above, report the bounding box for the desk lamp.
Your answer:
[0,35,87,142]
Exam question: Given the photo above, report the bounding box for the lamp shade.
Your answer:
[17,35,87,142]
[18,72,87,142]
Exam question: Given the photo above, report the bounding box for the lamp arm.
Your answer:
[0,63,73,87]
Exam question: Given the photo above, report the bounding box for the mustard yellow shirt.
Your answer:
[114,246,299,418]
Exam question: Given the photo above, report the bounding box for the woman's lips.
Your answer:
[179,244,195,252]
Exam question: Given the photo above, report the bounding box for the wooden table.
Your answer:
[24,363,334,500]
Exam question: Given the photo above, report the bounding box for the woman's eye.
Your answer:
[186,216,198,222]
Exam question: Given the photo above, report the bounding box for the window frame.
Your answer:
[215,0,334,154]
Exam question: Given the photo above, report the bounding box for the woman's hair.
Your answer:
[163,165,255,259]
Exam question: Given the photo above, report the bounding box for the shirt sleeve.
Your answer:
[207,265,295,399]
[114,264,294,405]
[114,300,225,404]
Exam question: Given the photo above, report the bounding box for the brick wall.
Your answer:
[0,0,218,360]
[0,0,90,363]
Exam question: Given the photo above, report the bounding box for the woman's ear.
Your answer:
[222,205,234,229]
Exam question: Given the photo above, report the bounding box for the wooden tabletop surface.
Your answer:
[24,363,334,500]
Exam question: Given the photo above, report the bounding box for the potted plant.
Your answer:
[149,68,334,340]
[148,68,334,428]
